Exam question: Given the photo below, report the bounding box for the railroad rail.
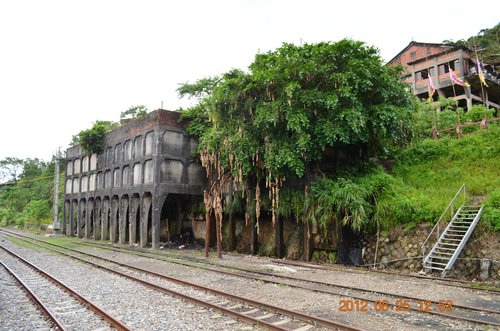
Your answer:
[1,229,499,329]
[0,260,65,330]
[268,257,500,293]
[0,230,361,331]
[0,245,130,331]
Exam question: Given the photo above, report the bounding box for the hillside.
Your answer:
[386,125,500,231]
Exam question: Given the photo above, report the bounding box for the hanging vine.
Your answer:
[178,40,413,258]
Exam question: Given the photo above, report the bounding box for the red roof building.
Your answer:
[388,41,500,110]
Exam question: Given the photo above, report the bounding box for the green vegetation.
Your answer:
[443,22,500,64]
[71,105,149,155]
[0,157,62,229]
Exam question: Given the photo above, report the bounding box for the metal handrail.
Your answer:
[420,184,466,260]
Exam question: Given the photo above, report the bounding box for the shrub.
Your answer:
[482,189,500,232]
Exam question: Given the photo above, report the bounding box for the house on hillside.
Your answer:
[388,41,500,110]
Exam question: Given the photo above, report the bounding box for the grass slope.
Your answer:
[389,125,500,230]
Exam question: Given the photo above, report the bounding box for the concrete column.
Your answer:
[140,195,147,248]
[100,200,107,241]
[119,196,128,244]
[152,194,166,249]
[110,199,118,243]
[85,200,92,239]
[77,200,83,238]
[275,217,284,258]
[93,199,101,240]
[69,201,75,237]
[466,97,473,111]
[62,201,67,235]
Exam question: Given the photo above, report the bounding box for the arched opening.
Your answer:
[131,194,141,245]
[106,208,111,240]
[159,194,200,247]
[125,205,130,243]
[135,207,140,243]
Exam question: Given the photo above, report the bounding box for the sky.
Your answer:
[0,0,498,161]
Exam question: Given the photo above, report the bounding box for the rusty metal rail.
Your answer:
[0,260,66,331]
[0,230,362,331]
[0,244,131,331]
[2,229,499,328]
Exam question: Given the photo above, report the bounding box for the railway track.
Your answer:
[1,229,499,329]
[0,245,130,331]
[0,230,361,331]
[63,236,499,326]
[268,257,500,293]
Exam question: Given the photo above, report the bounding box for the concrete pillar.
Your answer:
[69,201,75,237]
[130,197,139,244]
[77,200,83,238]
[119,196,129,244]
[110,198,118,243]
[93,199,101,240]
[62,201,67,235]
[275,217,284,258]
[466,97,473,111]
[101,200,109,241]
[152,194,166,249]
[140,195,147,248]
[85,200,93,239]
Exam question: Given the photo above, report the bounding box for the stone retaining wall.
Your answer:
[361,223,499,280]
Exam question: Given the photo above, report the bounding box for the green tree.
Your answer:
[75,120,118,156]
[0,157,23,183]
[120,105,148,125]
[179,39,414,256]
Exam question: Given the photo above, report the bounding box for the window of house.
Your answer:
[410,51,417,58]
[429,67,435,77]
[438,64,447,75]
[416,71,422,81]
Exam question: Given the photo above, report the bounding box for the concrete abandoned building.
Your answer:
[62,110,207,249]
[388,41,500,109]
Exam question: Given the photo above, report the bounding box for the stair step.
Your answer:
[434,247,456,251]
[432,251,453,256]
[441,238,463,242]
[429,262,449,266]
[430,256,451,261]
[438,243,459,247]
[424,266,445,271]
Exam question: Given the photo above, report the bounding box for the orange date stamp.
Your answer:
[338,299,453,313]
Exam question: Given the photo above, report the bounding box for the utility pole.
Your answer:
[53,149,60,231]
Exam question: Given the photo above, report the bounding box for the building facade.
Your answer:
[62,109,206,249]
[388,41,500,110]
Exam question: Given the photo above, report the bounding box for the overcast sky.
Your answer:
[0,0,498,161]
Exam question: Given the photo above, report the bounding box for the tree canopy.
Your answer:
[179,39,414,256]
